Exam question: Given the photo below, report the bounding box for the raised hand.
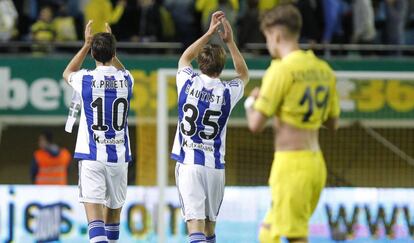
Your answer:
[207,11,225,36]
[219,18,233,43]
[84,20,93,48]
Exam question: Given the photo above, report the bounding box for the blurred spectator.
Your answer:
[196,0,239,31]
[84,0,126,34]
[157,0,176,41]
[296,0,324,44]
[31,131,71,185]
[258,0,279,12]
[322,0,346,44]
[65,0,86,42]
[31,5,55,42]
[0,0,18,41]
[30,5,55,53]
[237,0,264,49]
[113,0,165,42]
[385,0,408,45]
[53,4,77,41]
[165,0,199,48]
[351,0,376,44]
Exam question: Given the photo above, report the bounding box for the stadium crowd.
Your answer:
[1,0,414,51]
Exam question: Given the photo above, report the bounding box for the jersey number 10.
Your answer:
[299,85,329,122]
[91,97,128,131]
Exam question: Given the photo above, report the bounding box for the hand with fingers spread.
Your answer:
[207,11,225,36]
[84,20,93,48]
[219,18,234,43]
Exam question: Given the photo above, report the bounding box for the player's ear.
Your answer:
[274,29,281,44]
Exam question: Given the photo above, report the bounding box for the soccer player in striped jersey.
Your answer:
[63,21,133,243]
[171,11,249,243]
[245,5,340,243]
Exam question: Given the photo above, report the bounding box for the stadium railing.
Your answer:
[2,41,414,55]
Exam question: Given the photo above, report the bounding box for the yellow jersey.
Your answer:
[254,50,340,130]
[84,0,125,34]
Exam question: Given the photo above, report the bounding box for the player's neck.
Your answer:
[95,61,112,67]
[278,42,300,59]
[202,73,220,79]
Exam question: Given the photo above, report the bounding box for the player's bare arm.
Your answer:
[63,20,93,82]
[323,117,339,132]
[178,11,225,69]
[105,23,125,70]
[245,87,268,133]
[220,19,249,85]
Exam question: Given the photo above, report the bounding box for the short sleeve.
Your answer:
[68,69,87,93]
[226,78,244,106]
[328,81,341,118]
[176,66,194,90]
[253,62,293,117]
[123,69,134,89]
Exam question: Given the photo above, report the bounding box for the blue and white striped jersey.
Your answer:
[171,66,244,169]
[68,66,133,163]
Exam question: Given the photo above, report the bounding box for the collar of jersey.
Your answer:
[282,49,314,63]
[95,65,117,71]
[200,74,221,83]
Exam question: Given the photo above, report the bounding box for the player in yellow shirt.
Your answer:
[84,0,126,34]
[244,4,340,243]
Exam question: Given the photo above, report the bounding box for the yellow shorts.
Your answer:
[259,150,327,242]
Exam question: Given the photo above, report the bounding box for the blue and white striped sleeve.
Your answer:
[68,69,87,93]
[123,69,134,89]
[176,66,194,90]
[226,78,245,107]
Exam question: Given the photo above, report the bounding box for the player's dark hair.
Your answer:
[260,4,302,38]
[197,44,226,77]
[91,33,116,64]
[40,131,53,143]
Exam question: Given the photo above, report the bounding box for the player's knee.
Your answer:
[105,207,122,223]
[258,223,280,243]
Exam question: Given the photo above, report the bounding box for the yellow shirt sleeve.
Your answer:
[328,80,341,118]
[254,61,293,117]
[109,3,125,24]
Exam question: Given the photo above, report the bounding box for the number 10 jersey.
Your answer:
[171,67,244,169]
[68,66,134,163]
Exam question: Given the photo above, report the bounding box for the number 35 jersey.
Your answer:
[254,50,340,130]
[68,66,134,163]
[171,67,244,169]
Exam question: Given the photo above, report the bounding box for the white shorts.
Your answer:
[175,163,225,222]
[78,160,128,209]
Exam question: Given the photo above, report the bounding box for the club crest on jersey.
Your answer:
[185,84,226,105]
[91,75,129,89]
[93,134,125,145]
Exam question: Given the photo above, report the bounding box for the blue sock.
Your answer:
[105,223,120,242]
[88,220,108,243]
[206,234,216,243]
[189,232,206,243]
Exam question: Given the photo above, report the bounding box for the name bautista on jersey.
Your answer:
[185,84,226,105]
[91,79,129,89]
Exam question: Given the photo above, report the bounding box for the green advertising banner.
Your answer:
[0,56,413,124]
